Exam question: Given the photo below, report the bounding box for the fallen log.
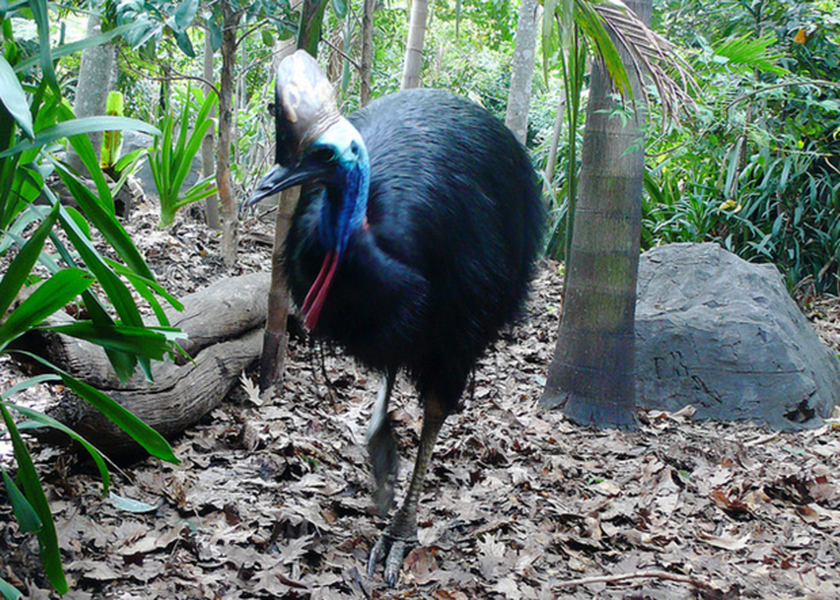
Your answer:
[15,272,271,458]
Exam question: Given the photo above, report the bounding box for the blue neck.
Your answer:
[320,152,370,256]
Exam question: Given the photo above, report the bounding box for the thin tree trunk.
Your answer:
[217,0,242,269]
[67,14,116,177]
[505,0,539,145]
[202,36,220,230]
[543,94,565,197]
[401,0,430,90]
[258,1,328,390]
[257,40,297,392]
[540,0,651,428]
[297,0,330,56]
[259,186,298,391]
[360,0,376,105]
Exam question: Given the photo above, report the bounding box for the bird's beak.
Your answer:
[243,158,331,208]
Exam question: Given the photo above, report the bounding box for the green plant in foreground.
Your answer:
[645,0,840,291]
[1,3,181,597]
[149,88,218,228]
[100,91,125,169]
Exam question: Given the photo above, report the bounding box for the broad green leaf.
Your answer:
[208,19,222,51]
[78,288,140,383]
[559,0,573,50]
[0,56,34,139]
[0,575,23,600]
[37,213,143,384]
[27,0,58,95]
[173,0,199,32]
[2,468,42,532]
[15,351,179,463]
[173,176,217,209]
[122,15,162,50]
[44,321,178,360]
[55,205,144,331]
[172,120,214,195]
[105,258,183,327]
[62,117,115,215]
[61,376,178,462]
[13,24,136,73]
[0,117,160,158]
[0,402,67,593]
[0,268,93,350]
[113,147,148,173]
[64,205,92,240]
[54,166,156,281]
[0,202,59,318]
[0,164,49,231]
[261,28,274,47]
[0,203,48,254]
[575,1,631,98]
[10,404,111,496]
[0,374,61,401]
[173,29,196,57]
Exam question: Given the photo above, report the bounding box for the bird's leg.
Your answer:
[368,394,447,586]
[367,369,398,516]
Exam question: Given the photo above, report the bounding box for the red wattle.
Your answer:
[301,250,339,330]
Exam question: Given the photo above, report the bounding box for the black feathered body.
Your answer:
[284,89,544,413]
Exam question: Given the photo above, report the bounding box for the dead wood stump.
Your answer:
[16,272,271,458]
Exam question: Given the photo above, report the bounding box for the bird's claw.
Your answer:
[367,532,414,586]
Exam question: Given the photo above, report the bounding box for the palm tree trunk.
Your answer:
[540,0,651,428]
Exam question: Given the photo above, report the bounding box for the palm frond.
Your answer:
[588,0,699,127]
[714,33,788,76]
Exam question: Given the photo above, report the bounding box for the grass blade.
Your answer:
[0,268,93,350]
[0,202,59,318]
[0,402,67,593]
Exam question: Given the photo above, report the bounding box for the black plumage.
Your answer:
[247,50,544,586]
[286,89,543,410]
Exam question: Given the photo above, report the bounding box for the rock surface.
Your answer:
[636,242,840,430]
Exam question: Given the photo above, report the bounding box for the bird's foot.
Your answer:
[367,410,399,517]
[367,530,417,586]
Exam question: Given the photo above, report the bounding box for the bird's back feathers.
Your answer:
[285,89,544,411]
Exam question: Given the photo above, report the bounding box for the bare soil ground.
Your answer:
[2,201,839,599]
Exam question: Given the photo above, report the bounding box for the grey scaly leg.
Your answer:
[367,369,398,517]
[367,393,447,586]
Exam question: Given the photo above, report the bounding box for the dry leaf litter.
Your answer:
[1,200,839,599]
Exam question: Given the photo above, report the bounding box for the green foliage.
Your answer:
[149,87,218,227]
[1,3,182,596]
[113,0,200,57]
[100,91,126,168]
[646,0,840,291]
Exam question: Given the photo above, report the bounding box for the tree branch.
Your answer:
[555,569,718,591]
[117,46,221,100]
[725,79,840,112]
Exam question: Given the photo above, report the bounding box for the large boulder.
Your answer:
[635,242,840,430]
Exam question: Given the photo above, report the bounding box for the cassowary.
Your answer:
[246,50,544,585]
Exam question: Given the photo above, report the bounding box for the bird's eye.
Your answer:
[349,141,360,156]
[310,147,336,163]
